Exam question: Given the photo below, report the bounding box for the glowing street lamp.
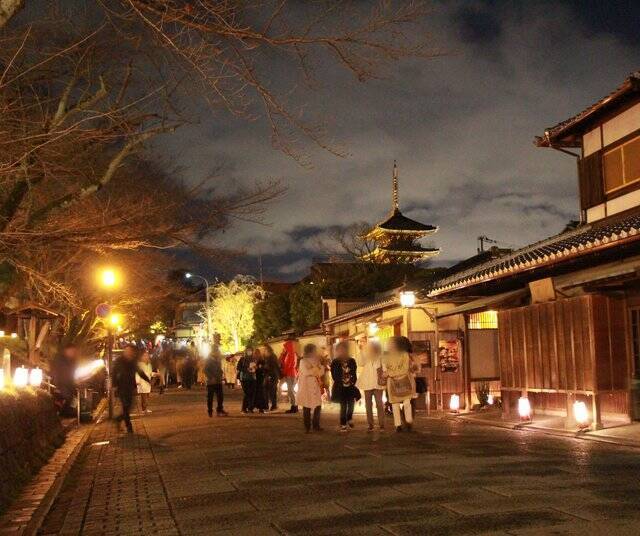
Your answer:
[99,268,119,289]
[399,290,416,308]
[109,313,121,328]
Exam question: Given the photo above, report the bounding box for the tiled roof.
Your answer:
[375,209,437,233]
[536,71,640,147]
[429,210,640,296]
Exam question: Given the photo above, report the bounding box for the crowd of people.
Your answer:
[110,334,422,435]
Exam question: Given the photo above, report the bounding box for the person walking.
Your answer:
[382,336,417,432]
[204,335,228,416]
[357,341,385,432]
[51,344,78,417]
[297,344,324,433]
[330,341,360,432]
[237,346,257,413]
[136,350,153,414]
[263,345,281,411]
[280,338,298,413]
[113,344,150,433]
[254,348,268,413]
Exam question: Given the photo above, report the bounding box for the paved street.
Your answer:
[39,388,640,535]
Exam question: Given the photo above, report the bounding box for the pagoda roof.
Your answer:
[362,244,440,262]
[374,208,438,233]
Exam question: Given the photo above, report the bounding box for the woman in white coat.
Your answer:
[296,343,325,433]
[136,350,153,413]
[382,336,417,432]
[357,341,385,432]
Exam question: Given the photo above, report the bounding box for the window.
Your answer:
[603,133,640,193]
[468,310,498,329]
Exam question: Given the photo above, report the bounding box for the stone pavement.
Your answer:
[39,388,640,535]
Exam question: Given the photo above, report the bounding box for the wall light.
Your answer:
[518,397,532,421]
[449,394,460,412]
[29,368,43,387]
[13,366,29,388]
[573,400,589,427]
[367,322,379,336]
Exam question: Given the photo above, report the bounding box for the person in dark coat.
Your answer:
[330,341,360,432]
[204,335,227,417]
[237,346,257,413]
[253,348,268,413]
[263,345,281,411]
[51,345,78,417]
[113,344,150,433]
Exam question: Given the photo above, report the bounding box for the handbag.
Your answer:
[389,374,413,399]
[376,366,387,388]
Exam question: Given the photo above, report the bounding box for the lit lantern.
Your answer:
[399,290,416,308]
[487,394,494,405]
[0,330,4,337]
[10,332,18,338]
[29,367,43,387]
[573,400,589,427]
[367,322,379,336]
[449,394,460,412]
[0,369,4,390]
[518,397,532,420]
[13,366,29,388]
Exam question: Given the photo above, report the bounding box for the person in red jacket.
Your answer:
[280,338,298,413]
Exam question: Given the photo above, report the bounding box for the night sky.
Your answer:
[153,1,640,282]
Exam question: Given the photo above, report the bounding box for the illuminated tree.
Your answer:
[204,276,265,353]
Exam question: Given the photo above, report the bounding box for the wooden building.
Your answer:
[429,71,640,428]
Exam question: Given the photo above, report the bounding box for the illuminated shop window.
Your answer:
[468,310,498,329]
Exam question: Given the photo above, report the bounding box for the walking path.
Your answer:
[38,388,640,535]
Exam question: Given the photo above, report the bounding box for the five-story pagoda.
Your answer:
[362,162,440,264]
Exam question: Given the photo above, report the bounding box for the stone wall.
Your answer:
[0,389,64,514]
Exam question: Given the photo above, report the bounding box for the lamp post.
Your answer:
[97,267,120,418]
[185,272,212,341]
[399,290,442,412]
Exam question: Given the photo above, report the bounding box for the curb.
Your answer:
[0,399,105,536]
[454,414,640,449]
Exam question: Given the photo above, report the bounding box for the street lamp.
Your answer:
[97,267,120,419]
[185,272,212,341]
[399,290,441,412]
[98,268,120,289]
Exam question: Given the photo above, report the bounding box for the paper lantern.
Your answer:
[573,401,589,426]
[13,366,29,388]
[449,394,460,412]
[29,367,43,387]
[518,397,531,420]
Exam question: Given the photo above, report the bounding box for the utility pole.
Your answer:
[477,235,498,253]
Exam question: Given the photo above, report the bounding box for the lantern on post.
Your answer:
[13,366,29,388]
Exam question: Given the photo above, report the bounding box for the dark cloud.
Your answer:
[155,1,640,281]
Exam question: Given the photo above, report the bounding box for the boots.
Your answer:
[285,405,298,414]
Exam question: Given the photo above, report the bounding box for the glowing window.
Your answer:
[468,310,498,329]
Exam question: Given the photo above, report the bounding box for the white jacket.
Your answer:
[357,357,383,391]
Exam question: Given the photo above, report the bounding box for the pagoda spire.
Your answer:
[392,160,399,213]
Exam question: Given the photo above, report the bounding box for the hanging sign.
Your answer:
[438,339,460,373]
